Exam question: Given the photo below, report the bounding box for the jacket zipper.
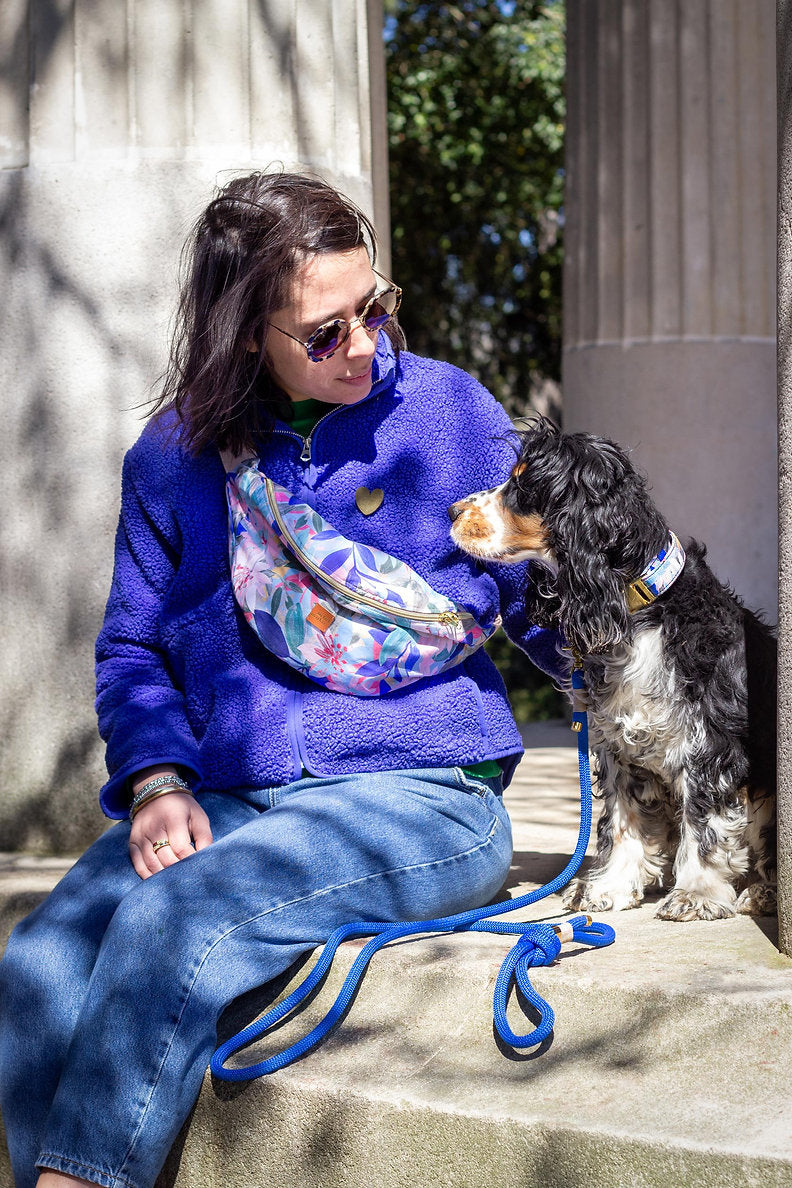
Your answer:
[297,364,395,463]
[272,364,400,778]
[264,476,466,630]
[286,687,308,779]
[299,401,355,464]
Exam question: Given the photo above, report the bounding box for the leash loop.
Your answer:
[211,664,615,1079]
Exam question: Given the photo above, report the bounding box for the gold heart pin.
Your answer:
[355,486,384,516]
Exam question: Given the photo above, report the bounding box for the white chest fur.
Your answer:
[586,626,697,780]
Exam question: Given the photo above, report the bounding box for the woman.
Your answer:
[0,171,562,1188]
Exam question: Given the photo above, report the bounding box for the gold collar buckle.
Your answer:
[625,579,656,613]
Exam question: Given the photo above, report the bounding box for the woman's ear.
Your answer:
[244,339,259,353]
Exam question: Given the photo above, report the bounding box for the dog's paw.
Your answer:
[562,879,642,913]
[736,881,777,916]
[655,888,736,922]
[561,880,589,911]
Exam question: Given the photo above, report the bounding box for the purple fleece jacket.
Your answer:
[95,339,564,818]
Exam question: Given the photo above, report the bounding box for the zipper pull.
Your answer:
[300,436,312,463]
[439,610,462,628]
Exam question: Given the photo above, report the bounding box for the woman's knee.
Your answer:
[0,825,139,1002]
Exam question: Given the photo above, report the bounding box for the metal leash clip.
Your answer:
[570,654,588,733]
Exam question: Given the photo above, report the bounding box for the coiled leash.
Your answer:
[211,664,615,1080]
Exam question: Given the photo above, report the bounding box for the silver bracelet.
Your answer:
[130,773,192,815]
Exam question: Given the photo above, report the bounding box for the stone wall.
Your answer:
[0,0,387,852]
[564,0,777,621]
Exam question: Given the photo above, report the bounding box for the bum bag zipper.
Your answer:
[263,475,467,630]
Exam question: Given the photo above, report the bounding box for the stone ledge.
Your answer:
[3,725,792,1188]
[193,900,791,1188]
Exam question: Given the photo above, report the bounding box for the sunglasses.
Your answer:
[267,270,402,362]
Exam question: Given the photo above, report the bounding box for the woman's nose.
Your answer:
[345,320,378,361]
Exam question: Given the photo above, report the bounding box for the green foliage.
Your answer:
[385,0,565,416]
[385,1,567,720]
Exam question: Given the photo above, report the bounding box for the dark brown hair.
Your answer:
[152,171,404,455]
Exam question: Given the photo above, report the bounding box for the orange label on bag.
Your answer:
[307,604,335,632]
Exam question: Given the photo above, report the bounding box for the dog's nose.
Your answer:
[448,502,464,523]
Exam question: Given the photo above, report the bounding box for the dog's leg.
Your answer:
[735,788,777,916]
[656,773,750,921]
[563,748,670,912]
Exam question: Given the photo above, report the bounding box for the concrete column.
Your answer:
[0,0,388,851]
[564,0,777,621]
[777,0,792,957]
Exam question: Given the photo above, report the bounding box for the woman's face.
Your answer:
[264,245,382,405]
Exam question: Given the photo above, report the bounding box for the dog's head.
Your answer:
[449,418,668,655]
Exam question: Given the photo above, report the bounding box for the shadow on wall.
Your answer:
[0,724,108,855]
[2,0,385,854]
[0,136,166,853]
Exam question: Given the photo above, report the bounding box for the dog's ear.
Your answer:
[554,520,632,656]
[523,562,562,629]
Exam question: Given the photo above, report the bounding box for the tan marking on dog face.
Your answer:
[500,507,548,552]
[454,505,493,542]
[450,484,551,562]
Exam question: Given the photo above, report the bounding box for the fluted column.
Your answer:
[777,0,792,956]
[564,0,776,619]
[0,0,388,849]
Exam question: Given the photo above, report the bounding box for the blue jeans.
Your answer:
[0,766,511,1188]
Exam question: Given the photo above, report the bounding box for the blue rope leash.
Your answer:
[211,668,615,1080]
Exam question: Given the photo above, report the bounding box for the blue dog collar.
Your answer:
[625,531,686,612]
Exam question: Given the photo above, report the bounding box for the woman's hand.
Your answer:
[129,792,213,880]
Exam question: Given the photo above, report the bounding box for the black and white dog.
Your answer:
[449,419,777,921]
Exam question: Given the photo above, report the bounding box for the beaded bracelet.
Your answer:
[129,773,193,820]
[130,785,194,821]
[133,773,192,802]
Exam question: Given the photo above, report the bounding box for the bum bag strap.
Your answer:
[220,447,258,474]
[221,453,319,575]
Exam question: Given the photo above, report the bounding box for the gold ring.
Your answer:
[152,839,171,854]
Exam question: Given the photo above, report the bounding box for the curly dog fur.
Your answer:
[449,419,777,921]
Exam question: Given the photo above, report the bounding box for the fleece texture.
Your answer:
[95,339,565,818]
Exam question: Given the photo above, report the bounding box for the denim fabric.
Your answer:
[0,766,511,1188]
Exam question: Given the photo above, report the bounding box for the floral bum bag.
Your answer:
[221,453,500,697]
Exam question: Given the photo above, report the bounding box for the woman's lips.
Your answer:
[339,368,373,386]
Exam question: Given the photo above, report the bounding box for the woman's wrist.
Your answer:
[128,767,194,820]
[130,764,182,797]
[130,786,194,821]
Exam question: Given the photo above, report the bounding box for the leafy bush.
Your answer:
[386,2,566,719]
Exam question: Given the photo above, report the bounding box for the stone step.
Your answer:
[2,724,791,1188]
[192,900,792,1188]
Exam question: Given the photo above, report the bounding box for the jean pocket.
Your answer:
[453,767,504,799]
